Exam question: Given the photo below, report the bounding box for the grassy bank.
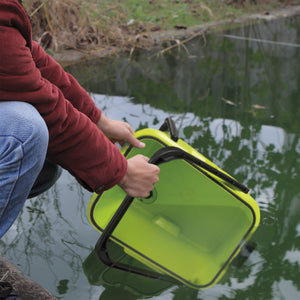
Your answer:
[23,0,300,54]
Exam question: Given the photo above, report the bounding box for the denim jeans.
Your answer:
[0,101,49,238]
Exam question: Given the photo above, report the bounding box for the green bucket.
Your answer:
[87,118,260,289]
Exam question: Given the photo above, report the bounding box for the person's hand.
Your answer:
[97,114,145,148]
[118,155,160,198]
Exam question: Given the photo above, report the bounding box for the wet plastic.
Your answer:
[87,126,260,289]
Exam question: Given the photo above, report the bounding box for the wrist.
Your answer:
[97,114,109,130]
[118,160,129,186]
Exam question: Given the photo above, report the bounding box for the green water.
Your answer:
[1,16,300,299]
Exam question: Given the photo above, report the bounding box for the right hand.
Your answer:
[118,154,160,198]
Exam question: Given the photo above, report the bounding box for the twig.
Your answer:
[0,270,10,281]
[158,30,206,56]
[29,2,44,18]
[43,1,54,33]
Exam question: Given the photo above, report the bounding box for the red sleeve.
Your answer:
[0,27,127,192]
[31,41,101,124]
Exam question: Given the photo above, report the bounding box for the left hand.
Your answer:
[97,114,145,148]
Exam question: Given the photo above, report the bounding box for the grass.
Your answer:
[22,0,300,54]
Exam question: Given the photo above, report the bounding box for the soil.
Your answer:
[51,4,300,64]
[0,255,58,300]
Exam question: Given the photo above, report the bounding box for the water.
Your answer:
[1,16,300,299]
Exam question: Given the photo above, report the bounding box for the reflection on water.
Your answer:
[1,16,300,300]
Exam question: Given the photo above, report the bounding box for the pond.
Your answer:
[1,15,300,300]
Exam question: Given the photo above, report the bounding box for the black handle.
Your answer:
[149,147,249,194]
[159,118,179,142]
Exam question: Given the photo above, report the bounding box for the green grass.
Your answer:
[84,0,240,30]
[85,0,299,30]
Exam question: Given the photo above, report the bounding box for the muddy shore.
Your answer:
[53,4,300,65]
[0,255,58,300]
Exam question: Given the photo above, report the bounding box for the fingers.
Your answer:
[123,123,145,148]
[136,154,149,162]
[126,131,145,149]
[118,154,160,198]
[126,123,135,135]
[137,155,160,175]
[115,122,145,149]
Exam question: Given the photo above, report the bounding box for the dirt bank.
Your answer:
[51,4,300,64]
[0,255,58,300]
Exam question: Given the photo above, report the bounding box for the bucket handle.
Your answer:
[148,146,249,193]
[159,117,179,142]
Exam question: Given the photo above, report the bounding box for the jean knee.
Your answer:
[23,108,49,161]
[0,101,49,166]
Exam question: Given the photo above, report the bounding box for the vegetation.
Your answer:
[23,0,300,54]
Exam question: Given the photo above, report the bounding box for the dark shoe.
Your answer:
[28,159,62,199]
[0,282,23,300]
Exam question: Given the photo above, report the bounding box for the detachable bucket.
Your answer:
[87,118,260,289]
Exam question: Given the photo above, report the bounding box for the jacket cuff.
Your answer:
[96,156,128,193]
[89,107,101,124]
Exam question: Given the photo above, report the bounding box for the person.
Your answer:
[0,0,160,239]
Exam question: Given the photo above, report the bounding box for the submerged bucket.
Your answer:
[87,118,260,289]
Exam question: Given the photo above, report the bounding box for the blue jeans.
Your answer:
[0,101,49,238]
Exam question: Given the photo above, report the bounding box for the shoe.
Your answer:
[28,159,62,199]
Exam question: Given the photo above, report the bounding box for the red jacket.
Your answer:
[0,0,127,192]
